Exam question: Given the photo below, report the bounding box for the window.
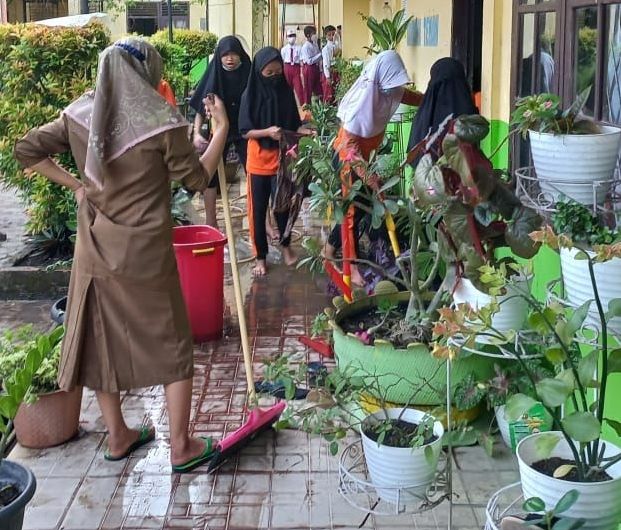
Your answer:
[127,1,189,36]
[512,0,621,168]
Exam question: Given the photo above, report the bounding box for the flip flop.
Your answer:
[104,426,156,461]
[172,436,215,474]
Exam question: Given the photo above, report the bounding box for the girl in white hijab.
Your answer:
[325,51,423,287]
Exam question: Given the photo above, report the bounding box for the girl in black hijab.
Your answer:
[407,58,478,163]
[190,36,251,226]
[239,46,312,278]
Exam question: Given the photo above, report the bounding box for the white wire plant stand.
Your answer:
[336,359,455,528]
[485,482,526,530]
[514,166,621,218]
[338,442,451,516]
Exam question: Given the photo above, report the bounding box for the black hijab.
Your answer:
[407,58,478,158]
[189,36,251,137]
[238,46,301,149]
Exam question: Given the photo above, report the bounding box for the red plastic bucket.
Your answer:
[173,225,227,342]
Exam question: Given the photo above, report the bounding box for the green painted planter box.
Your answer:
[332,292,495,406]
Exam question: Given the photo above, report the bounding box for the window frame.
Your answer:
[511,0,621,167]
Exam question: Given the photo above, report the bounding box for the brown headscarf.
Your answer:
[64,37,188,188]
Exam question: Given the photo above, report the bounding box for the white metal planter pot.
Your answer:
[516,432,621,530]
[452,277,530,340]
[528,127,621,205]
[560,247,621,334]
[360,408,444,506]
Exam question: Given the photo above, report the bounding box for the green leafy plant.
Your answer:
[552,200,618,246]
[411,114,543,294]
[0,326,64,458]
[0,325,64,399]
[433,226,621,482]
[261,356,437,455]
[0,23,109,261]
[333,58,363,102]
[361,8,413,55]
[522,490,585,530]
[150,28,217,100]
[454,361,554,411]
[295,110,448,345]
[511,87,600,138]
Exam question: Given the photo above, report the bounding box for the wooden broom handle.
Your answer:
[216,160,256,403]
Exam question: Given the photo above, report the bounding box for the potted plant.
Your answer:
[433,233,621,530]
[0,326,82,449]
[411,114,543,335]
[360,8,415,118]
[262,358,444,507]
[551,200,621,334]
[511,88,621,205]
[0,328,60,528]
[497,490,585,530]
[454,360,554,449]
[296,129,495,407]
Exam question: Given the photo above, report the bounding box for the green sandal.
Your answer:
[104,426,156,461]
[172,437,215,473]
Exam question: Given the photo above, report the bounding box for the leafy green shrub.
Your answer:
[0,325,64,398]
[0,23,110,260]
[334,57,363,103]
[150,29,218,98]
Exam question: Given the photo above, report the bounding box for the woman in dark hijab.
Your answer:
[190,36,251,225]
[407,57,478,161]
[238,46,312,278]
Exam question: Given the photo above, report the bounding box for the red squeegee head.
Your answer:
[207,401,286,472]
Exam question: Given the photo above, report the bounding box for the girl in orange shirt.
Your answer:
[239,47,313,278]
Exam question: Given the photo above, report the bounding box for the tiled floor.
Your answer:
[5,188,520,530]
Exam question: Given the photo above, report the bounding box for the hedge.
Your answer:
[0,23,110,260]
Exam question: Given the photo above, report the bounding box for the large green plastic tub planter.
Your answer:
[332,292,495,406]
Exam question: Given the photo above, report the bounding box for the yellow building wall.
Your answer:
[397,0,452,90]
[480,0,513,123]
[209,0,235,38]
[341,0,368,59]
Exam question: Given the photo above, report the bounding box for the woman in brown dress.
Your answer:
[14,38,228,473]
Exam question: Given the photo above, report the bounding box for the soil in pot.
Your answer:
[362,418,438,448]
[339,302,432,349]
[0,484,20,508]
[532,457,613,482]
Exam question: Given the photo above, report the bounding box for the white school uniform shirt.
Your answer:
[281,43,301,65]
[337,51,410,138]
[300,41,322,66]
[322,40,337,78]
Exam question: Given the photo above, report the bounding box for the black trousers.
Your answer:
[250,174,291,260]
[207,138,248,188]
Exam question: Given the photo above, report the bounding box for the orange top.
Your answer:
[334,127,384,162]
[157,80,177,108]
[246,138,279,176]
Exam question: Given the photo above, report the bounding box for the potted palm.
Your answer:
[433,231,621,530]
[551,200,621,334]
[412,114,542,336]
[296,127,494,407]
[262,358,444,507]
[511,88,621,205]
[0,328,61,528]
[0,326,82,448]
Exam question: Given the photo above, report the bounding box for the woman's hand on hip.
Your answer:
[74,185,85,203]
